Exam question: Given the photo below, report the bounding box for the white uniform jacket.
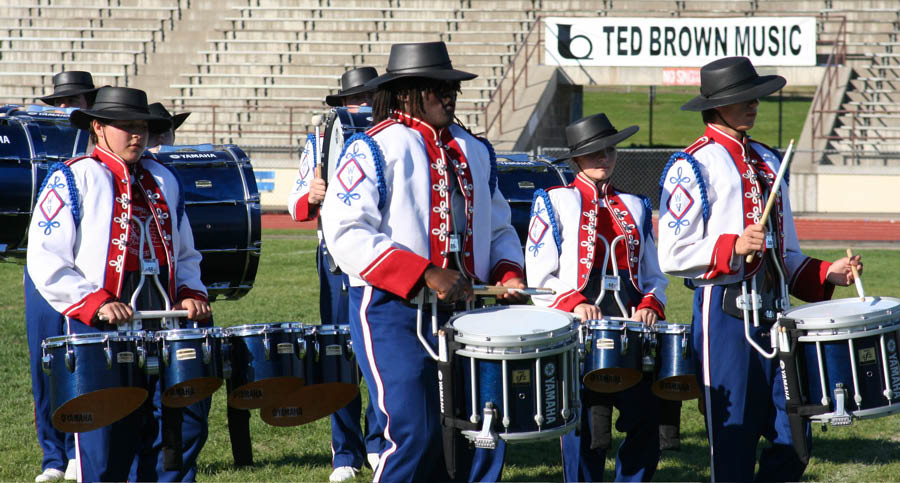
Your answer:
[287,133,322,222]
[321,111,524,299]
[26,146,207,325]
[658,124,832,302]
[526,172,667,316]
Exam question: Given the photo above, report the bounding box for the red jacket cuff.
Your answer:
[360,247,432,299]
[637,294,666,321]
[704,233,739,279]
[176,286,209,305]
[551,290,589,313]
[63,289,116,327]
[489,260,525,285]
[790,257,834,303]
[292,194,320,222]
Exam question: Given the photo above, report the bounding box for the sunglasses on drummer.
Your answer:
[429,81,461,99]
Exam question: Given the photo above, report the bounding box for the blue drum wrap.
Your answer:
[652,323,699,400]
[155,328,226,407]
[155,146,261,301]
[226,323,308,409]
[583,319,643,393]
[42,332,148,433]
[260,324,360,427]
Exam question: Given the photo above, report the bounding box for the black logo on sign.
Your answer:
[557,24,593,60]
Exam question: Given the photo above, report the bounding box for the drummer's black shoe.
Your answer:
[659,424,681,451]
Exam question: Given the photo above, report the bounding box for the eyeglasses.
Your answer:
[430,81,461,99]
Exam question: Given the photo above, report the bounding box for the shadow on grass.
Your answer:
[199,451,332,474]
[809,435,900,464]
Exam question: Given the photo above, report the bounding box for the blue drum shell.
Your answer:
[44,335,148,433]
[457,353,574,436]
[801,329,900,413]
[652,325,699,401]
[156,329,224,408]
[583,323,642,393]
[227,324,307,409]
[260,325,359,428]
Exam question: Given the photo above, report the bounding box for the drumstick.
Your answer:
[847,248,865,301]
[471,285,555,296]
[98,310,189,321]
[746,139,795,264]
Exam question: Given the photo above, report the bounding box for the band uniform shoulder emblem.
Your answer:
[336,157,365,205]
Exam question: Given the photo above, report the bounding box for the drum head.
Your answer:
[583,368,642,393]
[162,378,223,408]
[652,376,701,401]
[53,387,148,433]
[227,377,304,410]
[450,306,574,345]
[782,296,900,330]
[260,383,360,427]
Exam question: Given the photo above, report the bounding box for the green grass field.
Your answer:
[582,87,813,150]
[2,230,898,482]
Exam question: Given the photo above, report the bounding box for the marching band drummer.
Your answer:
[27,71,102,483]
[26,87,212,482]
[37,71,101,109]
[146,103,191,153]
[287,66,386,482]
[658,56,862,482]
[321,41,527,482]
[526,113,667,482]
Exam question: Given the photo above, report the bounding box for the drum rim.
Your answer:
[308,324,351,335]
[782,296,900,330]
[448,306,575,346]
[227,322,307,336]
[653,322,691,334]
[154,327,223,340]
[43,331,146,347]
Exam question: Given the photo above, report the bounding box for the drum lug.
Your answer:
[263,333,271,361]
[314,340,321,363]
[296,337,307,360]
[203,338,212,365]
[621,332,629,353]
[162,339,170,367]
[64,345,75,373]
[344,339,354,360]
[41,353,52,375]
[681,334,689,358]
[220,341,232,379]
[137,344,146,369]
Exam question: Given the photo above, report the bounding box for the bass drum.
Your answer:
[495,155,567,248]
[321,106,373,183]
[156,145,261,300]
[0,105,89,261]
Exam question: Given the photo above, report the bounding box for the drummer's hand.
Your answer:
[495,277,529,305]
[97,301,133,326]
[308,177,327,205]
[631,308,658,326]
[424,266,473,302]
[573,303,601,323]
[175,298,212,321]
[825,255,863,286]
[734,224,766,256]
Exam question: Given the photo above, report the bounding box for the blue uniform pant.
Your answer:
[349,286,504,482]
[25,269,75,473]
[692,284,809,482]
[318,242,385,469]
[561,379,660,482]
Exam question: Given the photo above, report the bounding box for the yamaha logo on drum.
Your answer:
[887,337,900,396]
[543,362,557,425]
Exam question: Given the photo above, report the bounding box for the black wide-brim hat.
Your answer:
[38,71,101,105]
[148,102,191,131]
[70,87,172,133]
[681,56,786,111]
[558,113,639,161]
[326,67,379,107]
[365,41,477,89]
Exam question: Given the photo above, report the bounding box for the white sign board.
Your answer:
[544,17,816,67]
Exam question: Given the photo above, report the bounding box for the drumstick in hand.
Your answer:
[847,248,865,301]
[746,139,794,264]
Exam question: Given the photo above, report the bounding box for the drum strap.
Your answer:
[437,336,482,479]
[161,406,183,471]
[225,378,254,466]
[775,321,811,465]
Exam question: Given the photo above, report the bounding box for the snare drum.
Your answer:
[154,327,226,407]
[226,323,310,409]
[444,306,579,441]
[781,297,900,424]
[42,331,148,432]
[582,318,649,393]
[651,323,699,401]
[260,324,359,427]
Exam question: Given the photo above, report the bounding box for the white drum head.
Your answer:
[449,305,574,347]
[782,296,900,330]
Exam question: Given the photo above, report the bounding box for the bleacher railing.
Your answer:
[170,103,323,146]
[482,15,543,137]
[809,15,847,161]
